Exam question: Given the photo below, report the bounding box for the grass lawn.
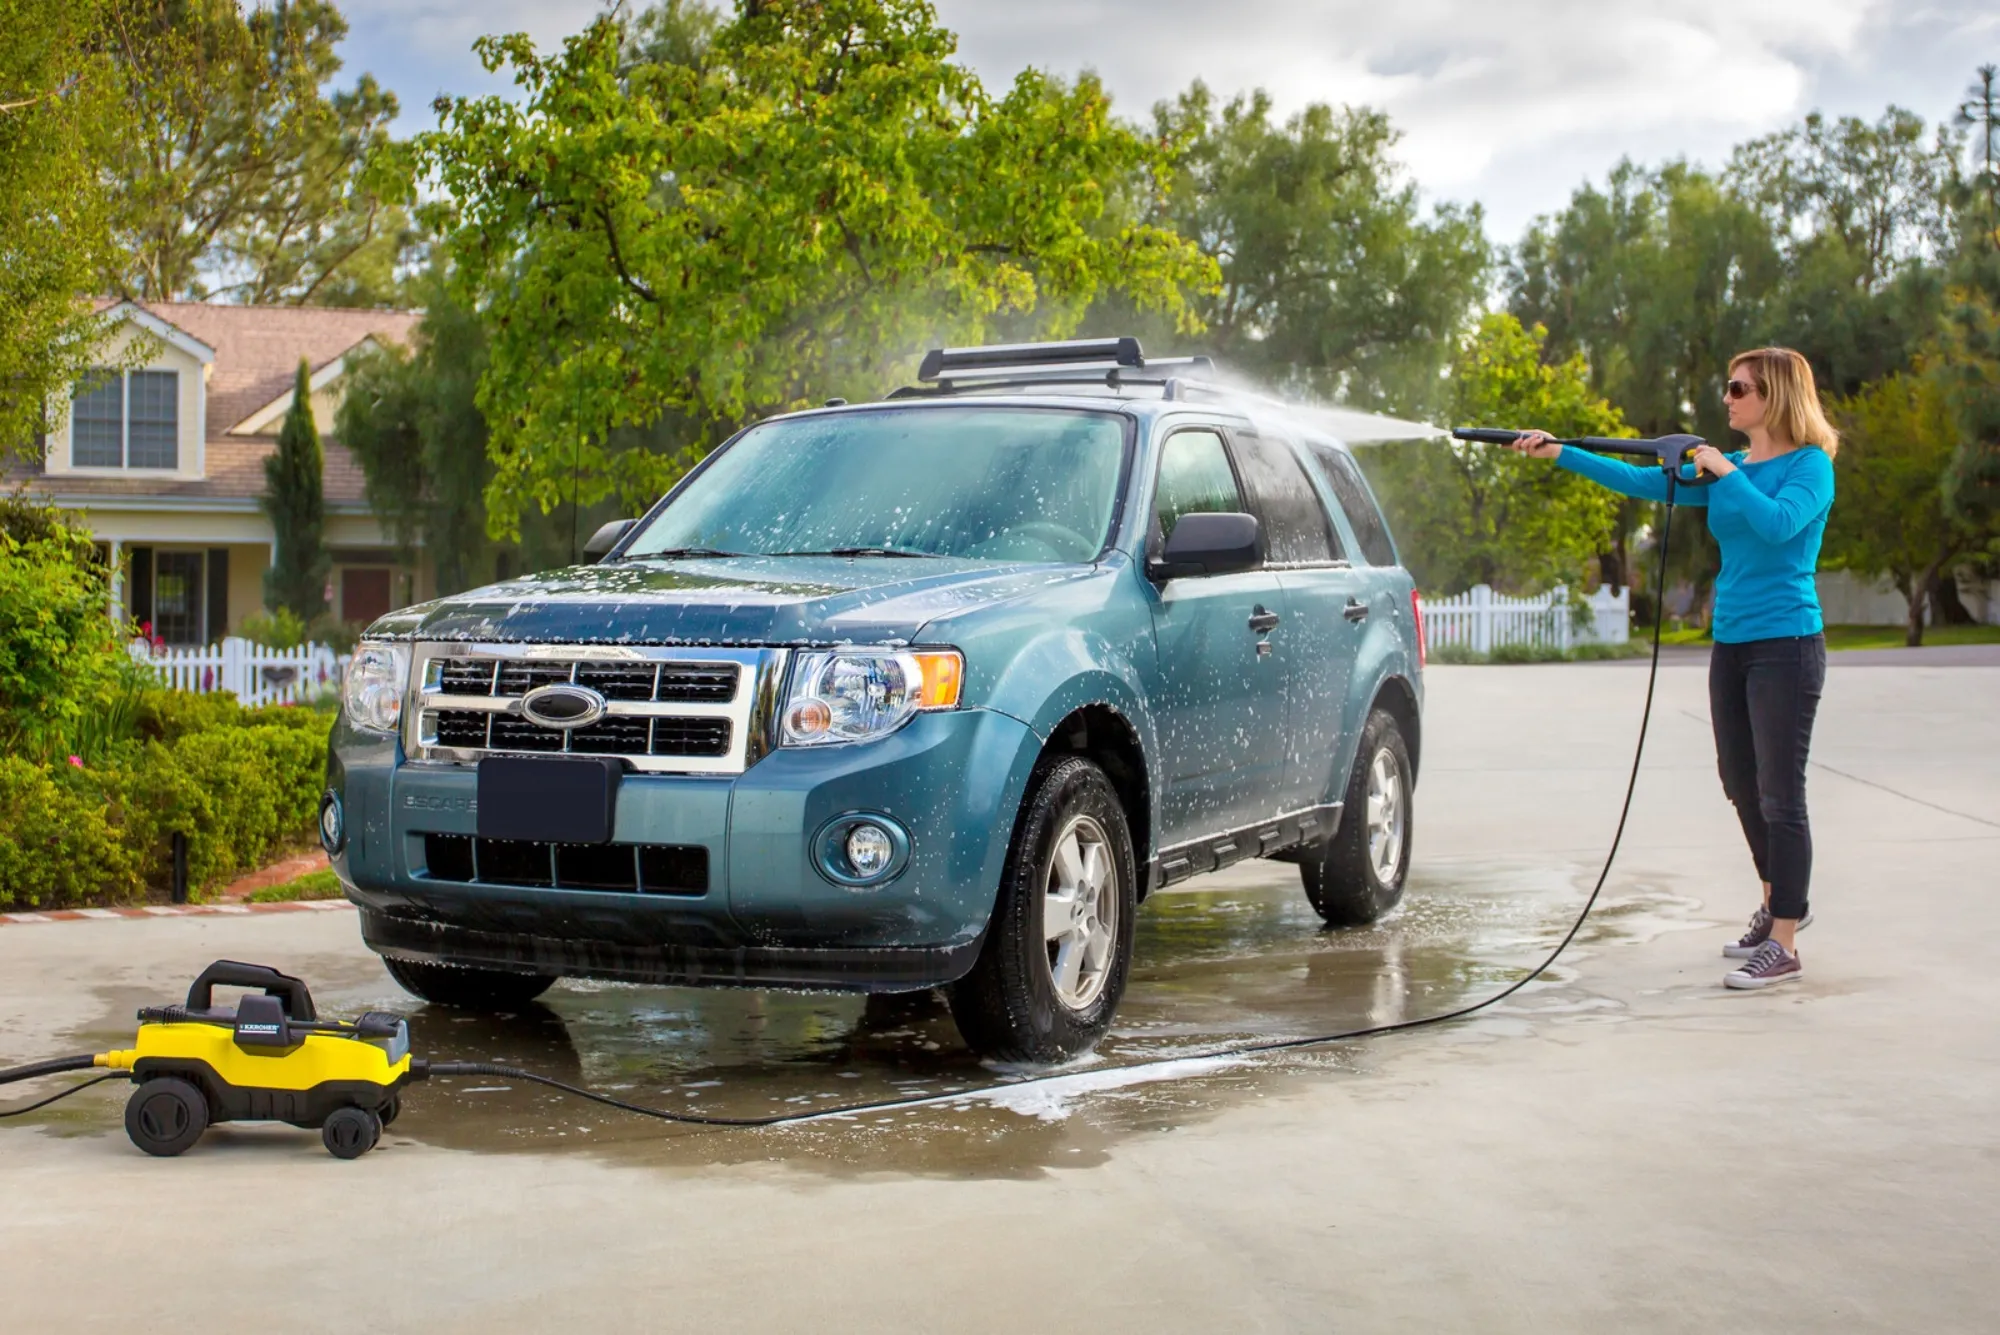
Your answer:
[246,868,344,903]
[1646,624,2000,651]
[1822,623,2000,651]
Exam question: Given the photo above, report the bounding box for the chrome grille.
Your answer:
[407,645,778,775]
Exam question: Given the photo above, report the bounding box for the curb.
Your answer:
[1,900,356,926]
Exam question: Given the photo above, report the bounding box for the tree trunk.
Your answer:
[1905,584,1927,648]
[1929,569,1975,626]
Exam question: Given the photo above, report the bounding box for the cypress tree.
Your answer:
[261,359,330,622]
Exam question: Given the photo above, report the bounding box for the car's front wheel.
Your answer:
[381,956,557,1010]
[948,755,1137,1064]
[1301,707,1413,926]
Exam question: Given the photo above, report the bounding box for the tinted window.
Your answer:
[1310,444,1398,567]
[627,407,1126,564]
[1152,429,1242,541]
[1233,432,1337,565]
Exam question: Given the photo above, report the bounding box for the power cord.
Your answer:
[3,489,1678,1132]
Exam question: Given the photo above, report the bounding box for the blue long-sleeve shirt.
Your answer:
[1556,444,1836,644]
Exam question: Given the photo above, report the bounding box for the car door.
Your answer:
[1231,430,1368,813]
[1144,425,1291,847]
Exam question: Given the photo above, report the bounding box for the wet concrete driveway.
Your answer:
[53,855,1685,1176]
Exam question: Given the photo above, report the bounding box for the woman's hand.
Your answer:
[1506,429,1563,460]
[1691,444,1737,478]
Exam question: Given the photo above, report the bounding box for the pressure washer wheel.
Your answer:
[1302,708,1413,926]
[321,1105,382,1160]
[124,1077,209,1157]
[379,1093,401,1128]
[382,957,556,1011]
[949,755,1138,1064]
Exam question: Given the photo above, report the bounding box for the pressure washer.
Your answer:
[0,428,1702,1153]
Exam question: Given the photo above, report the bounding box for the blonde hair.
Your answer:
[1728,347,1840,457]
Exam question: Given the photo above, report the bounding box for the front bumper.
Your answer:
[329,706,1039,991]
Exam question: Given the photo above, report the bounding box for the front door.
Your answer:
[1144,426,1290,846]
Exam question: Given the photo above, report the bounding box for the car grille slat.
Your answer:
[649,718,732,757]
[488,714,565,752]
[498,661,576,695]
[656,665,739,703]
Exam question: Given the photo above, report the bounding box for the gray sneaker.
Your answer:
[1723,906,1814,958]
[1724,940,1802,990]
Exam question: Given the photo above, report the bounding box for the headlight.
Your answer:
[782,649,963,746]
[342,641,411,734]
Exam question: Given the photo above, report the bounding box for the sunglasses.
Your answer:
[1724,378,1760,401]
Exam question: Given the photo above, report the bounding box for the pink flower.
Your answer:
[67,755,84,768]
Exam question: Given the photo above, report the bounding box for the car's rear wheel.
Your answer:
[1301,708,1413,926]
[381,956,557,1010]
[948,755,1137,1064]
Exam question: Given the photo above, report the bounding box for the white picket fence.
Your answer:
[1418,584,1630,654]
[131,637,347,707]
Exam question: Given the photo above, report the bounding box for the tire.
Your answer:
[125,1077,208,1157]
[1301,708,1413,926]
[382,956,556,1010]
[379,1093,401,1128]
[321,1105,381,1160]
[948,755,1138,1064]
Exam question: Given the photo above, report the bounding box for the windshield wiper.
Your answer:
[767,547,938,558]
[627,546,748,560]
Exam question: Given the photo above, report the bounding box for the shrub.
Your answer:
[0,496,128,762]
[0,694,333,909]
[0,757,142,908]
[238,607,310,649]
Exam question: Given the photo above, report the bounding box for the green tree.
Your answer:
[1142,83,1489,417]
[0,0,121,458]
[1726,107,1958,396]
[261,360,329,620]
[1825,371,1982,646]
[402,0,1217,538]
[337,274,497,595]
[1359,314,1625,594]
[100,0,413,306]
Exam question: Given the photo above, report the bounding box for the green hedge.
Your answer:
[0,692,334,910]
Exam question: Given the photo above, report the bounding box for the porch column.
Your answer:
[108,538,124,624]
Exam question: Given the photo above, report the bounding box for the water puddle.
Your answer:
[20,858,1702,1176]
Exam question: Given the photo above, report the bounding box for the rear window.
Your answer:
[1308,444,1398,567]
[1233,432,1338,565]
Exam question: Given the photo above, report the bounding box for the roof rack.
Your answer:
[904,337,1216,397]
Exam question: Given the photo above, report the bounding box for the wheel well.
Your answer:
[1372,676,1421,781]
[1044,705,1151,890]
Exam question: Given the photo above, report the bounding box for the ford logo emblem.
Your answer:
[519,684,609,730]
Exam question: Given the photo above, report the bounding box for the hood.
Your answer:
[366,556,1093,646]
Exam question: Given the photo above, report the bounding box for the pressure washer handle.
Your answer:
[1451,428,1719,487]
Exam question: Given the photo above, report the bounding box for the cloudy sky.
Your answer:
[338,0,1999,242]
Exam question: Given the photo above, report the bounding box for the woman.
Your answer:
[1510,347,1837,990]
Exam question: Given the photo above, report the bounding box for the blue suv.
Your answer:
[328,339,1424,1062]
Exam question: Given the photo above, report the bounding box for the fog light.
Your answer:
[845,823,894,878]
[318,791,345,855]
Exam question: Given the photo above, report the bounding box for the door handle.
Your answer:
[1343,599,1370,622]
[1248,606,1281,634]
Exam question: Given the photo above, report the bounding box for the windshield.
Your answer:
[623,407,1128,563]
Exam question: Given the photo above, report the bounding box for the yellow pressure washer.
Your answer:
[56,961,415,1159]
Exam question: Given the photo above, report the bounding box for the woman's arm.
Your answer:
[1707,447,1834,543]
[1554,446,1711,506]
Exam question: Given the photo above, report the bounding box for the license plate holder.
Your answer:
[476,756,622,846]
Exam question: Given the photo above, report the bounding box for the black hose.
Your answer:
[0,1054,98,1086]
[423,496,1680,1130]
[0,1074,127,1119]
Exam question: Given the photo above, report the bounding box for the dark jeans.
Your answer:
[1709,634,1826,921]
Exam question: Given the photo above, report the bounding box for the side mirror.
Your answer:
[1151,511,1262,580]
[583,518,639,561]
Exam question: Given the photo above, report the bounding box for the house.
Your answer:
[10,300,427,644]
